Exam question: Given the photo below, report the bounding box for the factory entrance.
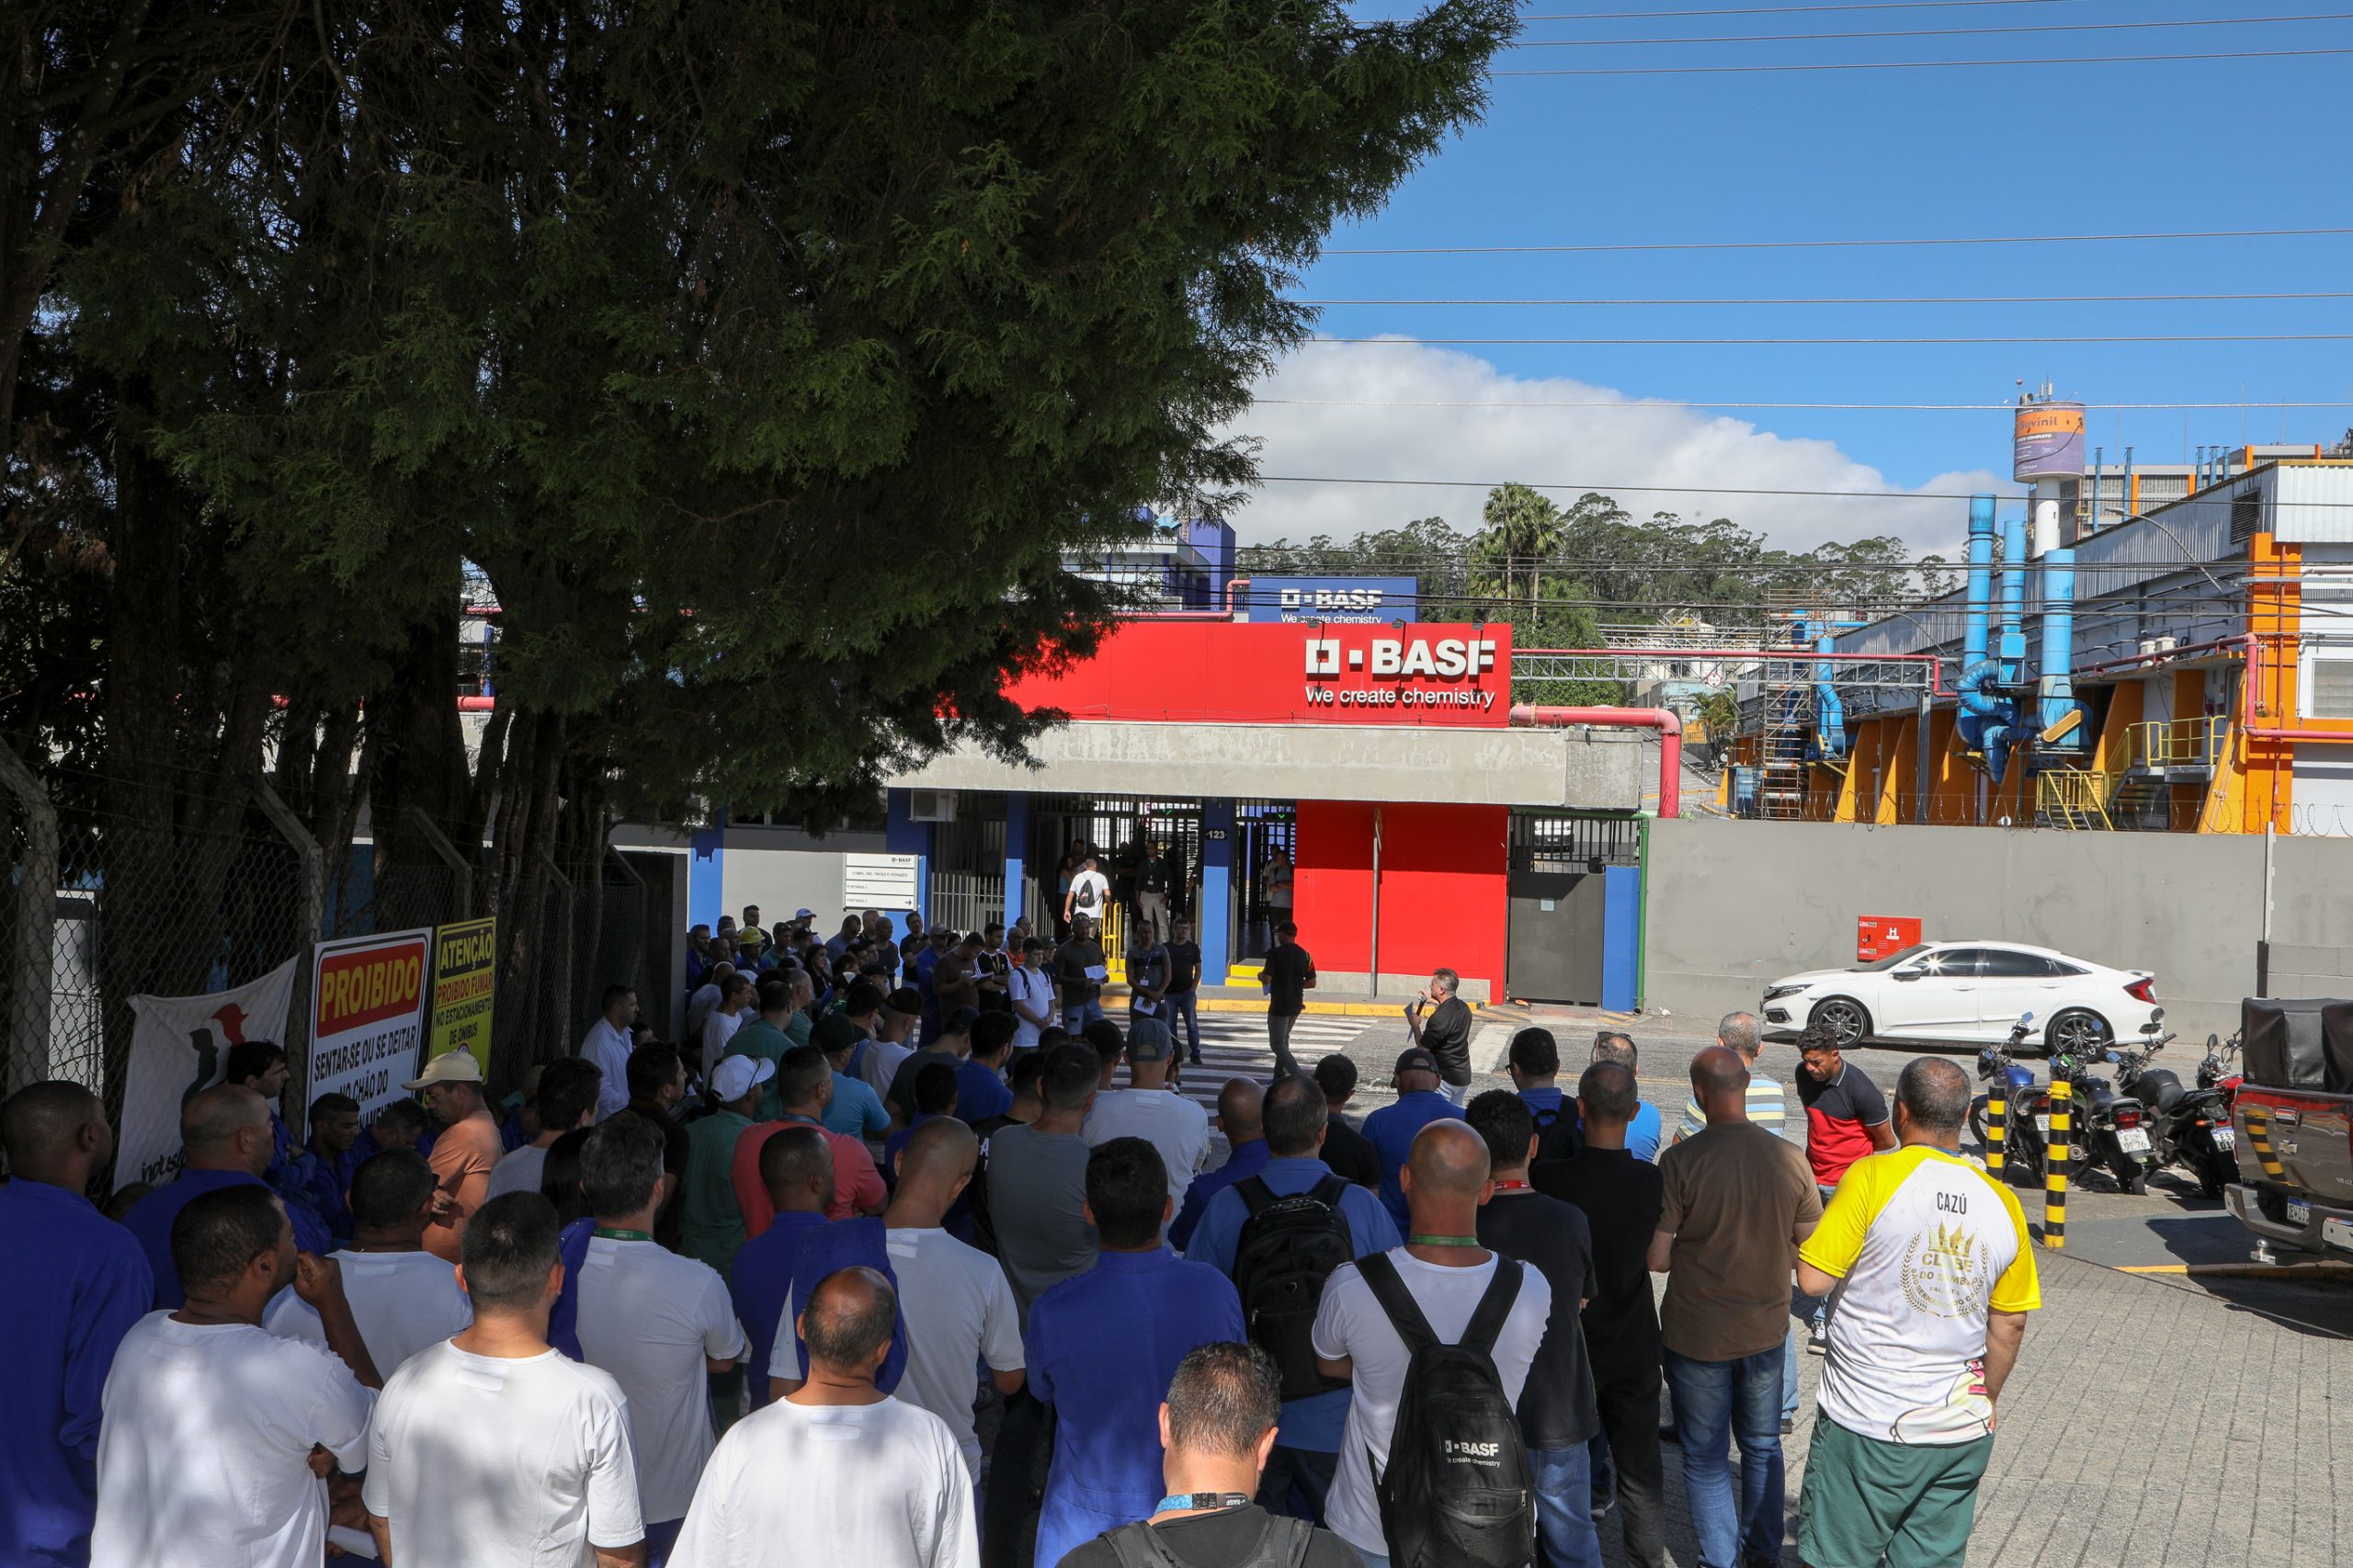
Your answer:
[1028,795,1204,967]
[1505,812,1643,1006]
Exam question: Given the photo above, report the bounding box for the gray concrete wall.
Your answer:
[889,721,1651,811]
[1644,818,2353,1040]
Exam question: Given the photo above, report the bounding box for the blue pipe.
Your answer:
[1996,512,2028,684]
[1813,630,1848,761]
[1962,496,1995,670]
[2036,544,2086,757]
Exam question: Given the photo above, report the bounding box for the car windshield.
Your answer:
[1852,943,1931,972]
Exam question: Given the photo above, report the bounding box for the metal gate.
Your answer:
[1232,801,1296,965]
[1028,795,1204,938]
[1506,813,1641,1004]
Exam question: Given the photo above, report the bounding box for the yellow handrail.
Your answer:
[2036,769,2113,829]
[2120,714,2228,773]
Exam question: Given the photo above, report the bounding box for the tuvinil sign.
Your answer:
[308,927,432,1131]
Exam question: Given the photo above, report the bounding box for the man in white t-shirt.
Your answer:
[1082,1018,1209,1229]
[265,1147,472,1374]
[365,1189,645,1567]
[671,1266,976,1568]
[571,1119,748,1556]
[1063,855,1110,926]
[1006,938,1057,1051]
[1310,1120,1552,1568]
[490,1058,605,1201]
[881,1119,1025,1480]
[92,1185,380,1568]
[859,987,923,1097]
[699,972,755,1086]
[580,985,639,1120]
[686,962,735,1048]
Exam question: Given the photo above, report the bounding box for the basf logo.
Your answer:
[1303,631,1500,711]
[1243,575,1418,625]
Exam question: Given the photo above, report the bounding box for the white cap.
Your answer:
[710,1054,776,1104]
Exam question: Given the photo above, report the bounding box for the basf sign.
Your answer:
[1006,621,1512,727]
[1242,575,1418,624]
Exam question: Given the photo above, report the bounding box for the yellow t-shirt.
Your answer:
[1800,1144,2040,1445]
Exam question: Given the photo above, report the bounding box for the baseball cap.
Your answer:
[710,1054,776,1104]
[794,907,815,921]
[943,1006,981,1036]
[404,1051,485,1090]
[1127,1017,1173,1062]
[1392,1046,1439,1078]
[884,986,926,1016]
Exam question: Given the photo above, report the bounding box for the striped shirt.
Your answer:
[1675,1070,1790,1145]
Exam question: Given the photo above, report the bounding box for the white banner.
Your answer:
[121,959,300,1189]
[310,928,433,1131]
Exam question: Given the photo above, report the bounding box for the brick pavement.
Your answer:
[1608,1250,2350,1567]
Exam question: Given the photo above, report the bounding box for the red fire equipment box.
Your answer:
[1857,915,1922,963]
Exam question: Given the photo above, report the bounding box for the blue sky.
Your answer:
[1228,0,2353,552]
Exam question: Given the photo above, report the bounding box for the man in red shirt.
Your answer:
[732,1046,888,1233]
[1792,1027,1895,1353]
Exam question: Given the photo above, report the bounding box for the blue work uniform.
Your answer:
[954,1060,1013,1125]
[1361,1090,1468,1232]
[1168,1138,1270,1253]
[122,1166,332,1308]
[0,1178,153,1567]
[1184,1154,1402,1458]
[1026,1247,1245,1568]
[301,1136,368,1241]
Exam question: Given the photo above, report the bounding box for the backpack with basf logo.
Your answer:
[1357,1252,1536,1568]
[1232,1175,1357,1401]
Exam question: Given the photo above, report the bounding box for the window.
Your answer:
[1914,948,1986,977]
[2230,488,2265,544]
[2309,657,2353,720]
[1978,949,2052,979]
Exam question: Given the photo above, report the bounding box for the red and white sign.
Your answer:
[310,927,433,1127]
[1006,621,1513,727]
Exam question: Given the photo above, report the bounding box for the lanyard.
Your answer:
[1492,1179,1532,1192]
[592,1227,653,1243]
[1408,1233,1481,1248]
[1155,1494,1252,1514]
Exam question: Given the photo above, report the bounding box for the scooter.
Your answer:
[2057,1014,2165,1197]
[2113,1030,2239,1199]
[1970,1014,2045,1187]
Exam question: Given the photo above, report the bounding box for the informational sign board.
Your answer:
[843,853,922,911]
[426,915,498,1074]
[1241,575,1420,625]
[1858,915,1924,963]
[309,928,432,1128]
[120,958,299,1187]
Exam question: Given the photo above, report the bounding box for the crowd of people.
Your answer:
[0,899,2040,1568]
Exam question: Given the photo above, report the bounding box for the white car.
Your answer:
[1759,940,2157,1056]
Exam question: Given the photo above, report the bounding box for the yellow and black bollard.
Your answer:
[2243,1105,2287,1182]
[1986,1082,2007,1179]
[2042,1072,2072,1249]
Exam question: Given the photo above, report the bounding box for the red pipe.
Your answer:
[1508,704,1683,818]
[1222,575,1251,618]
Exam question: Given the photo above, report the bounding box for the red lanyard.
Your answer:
[1492,1179,1532,1192]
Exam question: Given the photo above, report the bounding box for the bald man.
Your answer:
[1649,1046,1823,1568]
[121,1085,331,1307]
[672,1267,977,1568]
[0,1082,154,1567]
[882,1119,1025,1480]
[1170,1077,1267,1252]
[1309,1120,1553,1568]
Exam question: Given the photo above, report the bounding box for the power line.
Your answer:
[1492,44,2353,74]
[1317,225,2353,256]
[1510,10,2353,46]
[1515,0,2077,17]
[1293,290,2353,306]
[1251,398,2353,412]
[1310,332,2353,345]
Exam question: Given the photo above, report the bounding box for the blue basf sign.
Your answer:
[1242,575,1420,624]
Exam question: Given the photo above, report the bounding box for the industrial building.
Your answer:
[1727,403,2353,835]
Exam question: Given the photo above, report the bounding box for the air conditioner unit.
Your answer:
[909,790,958,823]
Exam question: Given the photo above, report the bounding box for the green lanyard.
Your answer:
[593,1227,654,1243]
[1408,1234,1481,1248]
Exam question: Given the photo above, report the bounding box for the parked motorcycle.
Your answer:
[2110,1013,2234,1196]
[1971,1010,2163,1194]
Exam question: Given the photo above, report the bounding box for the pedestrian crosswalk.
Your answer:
[1114,1011,1390,1117]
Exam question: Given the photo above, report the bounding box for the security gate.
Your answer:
[1506,813,1641,1004]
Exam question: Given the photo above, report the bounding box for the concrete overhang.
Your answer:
[887,721,1650,811]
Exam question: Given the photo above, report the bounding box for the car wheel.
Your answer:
[2046,1008,2112,1058]
[1811,996,1870,1050]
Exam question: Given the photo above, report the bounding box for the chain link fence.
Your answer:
[0,753,662,1143]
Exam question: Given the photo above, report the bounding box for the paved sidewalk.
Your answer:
[1620,1250,2350,1566]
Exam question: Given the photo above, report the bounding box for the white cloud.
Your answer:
[1220,339,1995,557]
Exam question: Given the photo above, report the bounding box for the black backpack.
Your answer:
[1232,1175,1358,1402]
[1529,1098,1582,1167]
[1102,1513,1313,1568]
[1358,1252,1537,1568]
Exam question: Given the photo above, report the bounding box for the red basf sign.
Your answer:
[1006,620,1514,728]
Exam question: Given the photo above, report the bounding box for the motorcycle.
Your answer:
[1970,1010,2163,1194]
[2111,1029,2240,1199]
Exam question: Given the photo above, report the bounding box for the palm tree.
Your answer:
[1472,483,1564,612]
